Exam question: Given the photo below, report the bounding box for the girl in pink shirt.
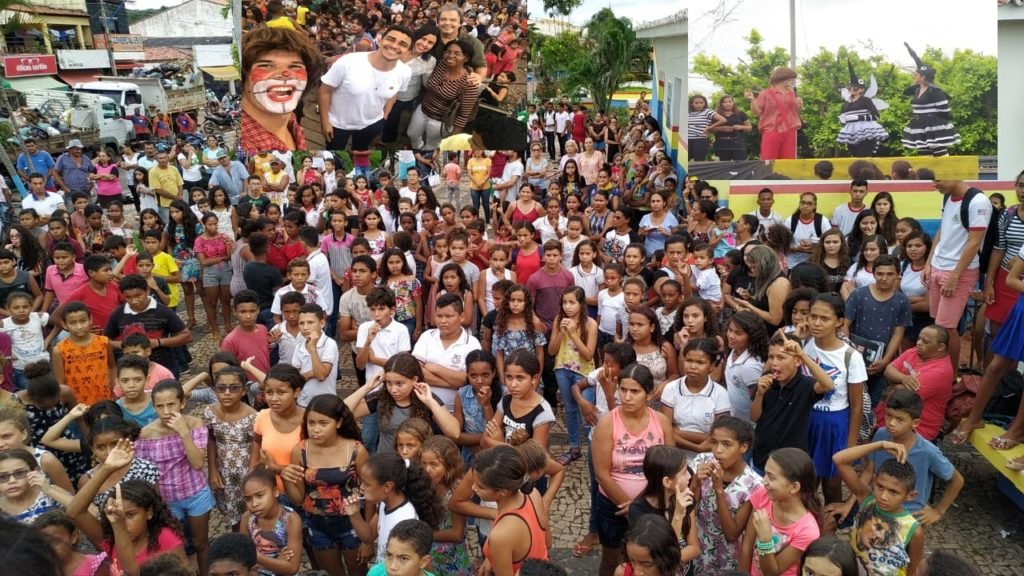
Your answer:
[745,67,804,160]
[193,213,234,340]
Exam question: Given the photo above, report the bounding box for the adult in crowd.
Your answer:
[880,324,953,442]
[15,139,56,190]
[380,24,440,145]
[407,38,480,150]
[744,66,804,160]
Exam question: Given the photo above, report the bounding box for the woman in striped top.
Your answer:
[687,94,726,162]
[407,39,480,150]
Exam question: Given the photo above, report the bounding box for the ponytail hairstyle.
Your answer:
[365,452,444,529]
[473,445,534,495]
[767,447,822,526]
[379,353,431,427]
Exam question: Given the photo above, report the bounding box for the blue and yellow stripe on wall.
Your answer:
[712,179,1017,238]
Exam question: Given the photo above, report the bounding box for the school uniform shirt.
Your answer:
[931,190,993,271]
[597,289,625,335]
[306,249,334,316]
[831,203,869,237]
[660,376,731,460]
[571,264,604,304]
[355,319,411,384]
[747,209,785,234]
[412,327,482,410]
[271,322,303,369]
[787,216,833,267]
[270,283,329,315]
[290,332,339,408]
[724,349,764,425]
[800,340,868,412]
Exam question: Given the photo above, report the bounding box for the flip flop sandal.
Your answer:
[948,428,971,445]
[573,539,599,557]
[1007,457,1024,471]
[989,437,1020,451]
[556,449,582,467]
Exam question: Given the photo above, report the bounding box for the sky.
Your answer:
[562,0,683,27]
[689,0,997,95]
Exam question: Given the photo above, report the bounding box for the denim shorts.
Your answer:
[304,513,360,550]
[168,485,215,519]
[202,261,232,286]
[594,489,628,548]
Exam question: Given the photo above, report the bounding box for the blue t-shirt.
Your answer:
[870,429,955,512]
[16,150,56,188]
[846,287,912,346]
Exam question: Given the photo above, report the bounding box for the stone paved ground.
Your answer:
[171,179,1024,575]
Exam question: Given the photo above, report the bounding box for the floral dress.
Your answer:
[203,406,256,526]
[493,328,548,360]
[19,398,91,484]
[430,490,472,575]
[691,452,762,574]
[387,277,422,323]
[86,458,161,511]
[170,223,204,282]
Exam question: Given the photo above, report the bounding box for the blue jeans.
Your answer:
[555,368,586,448]
[470,188,491,223]
[12,368,28,391]
[362,410,380,454]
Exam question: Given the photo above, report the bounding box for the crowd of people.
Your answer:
[688,43,962,161]
[2,104,1018,575]
[240,0,529,153]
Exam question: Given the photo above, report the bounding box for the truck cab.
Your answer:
[73,80,145,116]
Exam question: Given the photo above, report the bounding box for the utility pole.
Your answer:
[789,0,796,69]
[98,0,118,76]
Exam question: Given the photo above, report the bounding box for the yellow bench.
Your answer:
[969,423,1024,508]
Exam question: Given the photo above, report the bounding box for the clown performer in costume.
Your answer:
[836,60,888,157]
[240,26,321,153]
[901,42,960,157]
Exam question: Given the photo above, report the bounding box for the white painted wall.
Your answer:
[998,7,1024,180]
[129,0,232,38]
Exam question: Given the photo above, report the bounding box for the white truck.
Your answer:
[74,75,206,117]
[19,90,134,154]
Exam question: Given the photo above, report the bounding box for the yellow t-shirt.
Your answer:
[296,6,309,25]
[467,157,492,189]
[148,165,183,208]
[265,15,296,29]
[152,251,181,307]
[439,132,473,151]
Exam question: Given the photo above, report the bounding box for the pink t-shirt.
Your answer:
[603,407,665,501]
[193,234,231,260]
[748,485,820,576]
[223,325,271,378]
[443,162,461,184]
[875,349,953,441]
[103,527,182,576]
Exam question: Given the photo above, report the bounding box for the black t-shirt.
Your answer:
[752,371,824,470]
[104,303,186,373]
[726,268,754,297]
[714,110,749,149]
[243,261,284,310]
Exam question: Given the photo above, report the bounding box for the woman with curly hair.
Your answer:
[724,310,769,425]
[493,283,548,385]
[67,439,185,576]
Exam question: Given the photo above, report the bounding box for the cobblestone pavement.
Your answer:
[173,180,1024,575]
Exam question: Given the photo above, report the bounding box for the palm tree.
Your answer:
[562,9,650,112]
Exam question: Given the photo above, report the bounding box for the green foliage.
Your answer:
[691,31,997,158]
[541,0,583,17]
[127,8,164,24]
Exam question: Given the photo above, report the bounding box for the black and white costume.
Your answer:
[901,42,960,157]
[837,61,888,157]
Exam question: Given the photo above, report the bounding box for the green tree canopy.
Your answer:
[691,32,997,158]
[542,0,583,17]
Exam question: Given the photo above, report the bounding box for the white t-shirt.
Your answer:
[534,215,567,244]
[844,264,875,291]
[900,263,927,298]
[1,313,49,369]
[724,349,763,425]
[660,376,732,460]
[271,321,303,369]
[801,339,868,412]
[399,185,420,204]
[499,160,524,203]
[290,332,340,408]
[788,215,833,267]
[177,153,202,182]
[572,263,604,301]
[356,319,411,384]
[306,250,334,316]
[747,209,785,233]
[271,150,295,180]
[321,52,412,130]
[271,282,329,315]
[21,192,65,219]
[597,289,625,334]
[561,237,584,269]
[931,190,993,271]
[694,267,722,303]
[555,111,571,133]
[831,203,868,237]
[375,499,417,565]
[411,328,482,410]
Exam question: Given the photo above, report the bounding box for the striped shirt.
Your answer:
[996,207,1024,270]
[421,62,479,131]
[688,109,715,139]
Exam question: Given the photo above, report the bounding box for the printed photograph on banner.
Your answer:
[240,0,529,154]
[688,0,997,174]
[529,1,687,236]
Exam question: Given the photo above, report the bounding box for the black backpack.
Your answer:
[789,213,824,238]
[941,188,997,270]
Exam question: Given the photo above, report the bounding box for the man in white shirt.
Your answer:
[542,101,558,159]
[413,293,481,411]
[399,167,423,203]
[554,103,572,156]
[747,187,785,234]
[925,178,992,380]
[319,26,413,151]
[355,288,411,384]
[21,173,65,224]
[299,227,334,318]
[831,178,869,236]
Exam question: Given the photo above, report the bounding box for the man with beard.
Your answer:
[240,26,321,153]
[318,25,414,152]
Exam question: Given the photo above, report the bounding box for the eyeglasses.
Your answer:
[0,469,30,483]
[214,384,245,394]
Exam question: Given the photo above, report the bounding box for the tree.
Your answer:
[558,9,650,112]
[542,0,583,17]
[691,31,997,158]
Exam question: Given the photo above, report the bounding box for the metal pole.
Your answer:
[99,0,117,76]
[789,0,796,68]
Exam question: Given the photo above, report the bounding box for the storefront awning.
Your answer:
[57,70,100,88]
[200,66,240,81]
[5,76,68,92]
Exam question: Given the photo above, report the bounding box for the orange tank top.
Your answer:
[482,491,549,572]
